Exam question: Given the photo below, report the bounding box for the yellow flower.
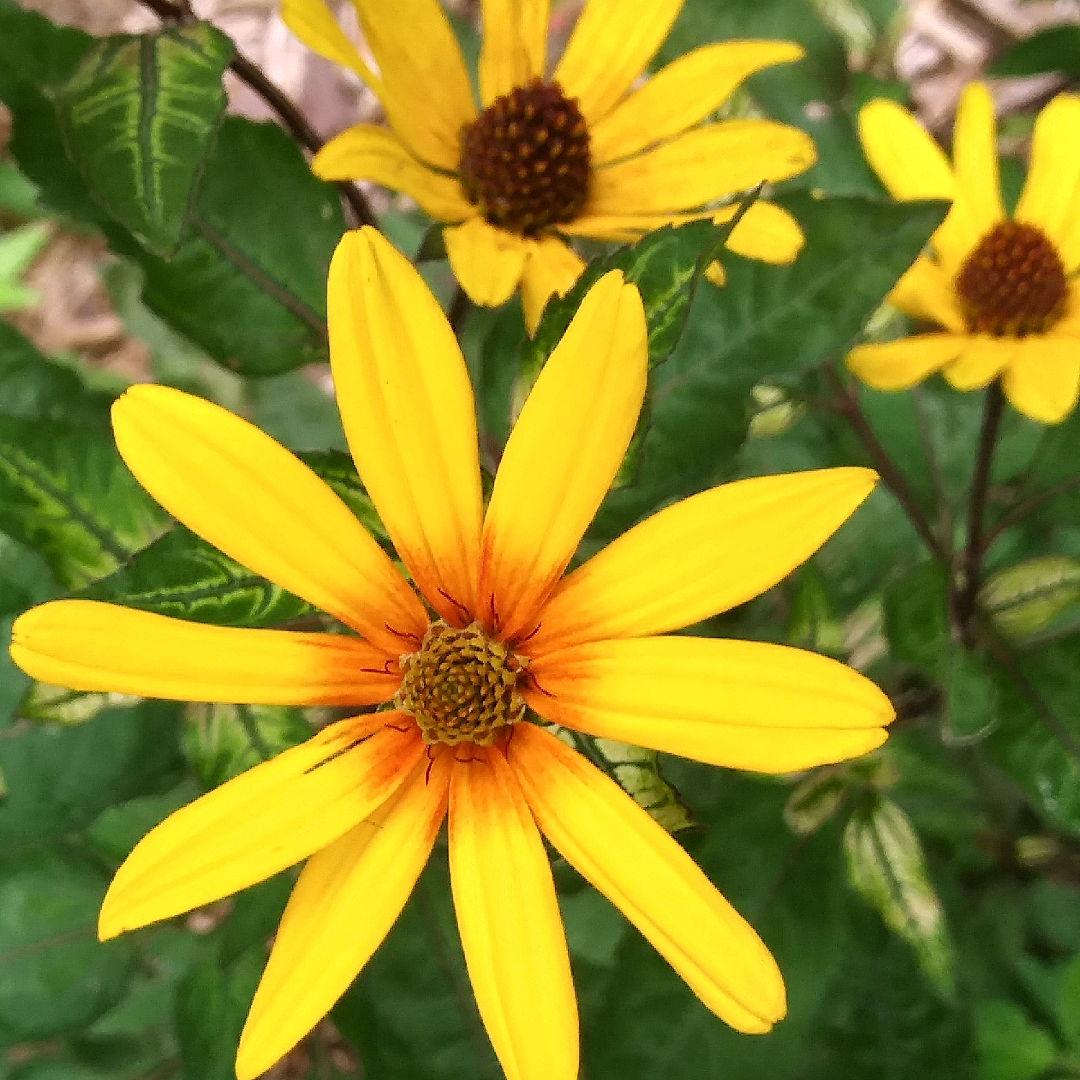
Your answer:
[847,84,1080,424]
[10,228,892,1080]
[283,0,816,330]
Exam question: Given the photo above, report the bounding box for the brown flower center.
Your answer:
[395,621,527,746]
[954,221,1068,336]
[458,78,591,236]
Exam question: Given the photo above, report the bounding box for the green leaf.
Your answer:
[942,643,998,743]
[990,25,1080,77]
[589,737,693,833]
[1018,406,1080,527]
[0,321,111,428]
[981,556,1080,640]
[984,634,1080,836]
[175,944,264,1080]
[0,7,345,378]
[843,796,954,996]
[784,767,852,836]
[0,222,49,312]
[19,681,141,725]
[0,699,183,848]
[974,1000,1058,1080]
[80,524,315,628]
[1057,950,1080,1044]
[0,849,134,1042]
[53,23,231,256]
[592,194,948,538]
[523,217,731,382]
[107,116,343,377]
[182,702,312,789]
[0,416,169,589]
[883,561,949,675]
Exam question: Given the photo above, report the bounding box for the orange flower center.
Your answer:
[954,221,1068,336]
[395,621,528,745]
[458,78,591,236]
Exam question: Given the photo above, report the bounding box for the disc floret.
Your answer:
[395,621,528,746]
[458,78,591,236]
[954,221,1068,337]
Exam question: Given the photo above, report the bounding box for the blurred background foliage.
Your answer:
[0,0,1079,1078]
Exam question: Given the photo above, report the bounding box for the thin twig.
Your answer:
[136,0,376,229]
[956,380,1005,628]
[821,366,947,563]
[983,473,1080,552]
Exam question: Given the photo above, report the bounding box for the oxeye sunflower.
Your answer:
[282,0,817,330]
[847,83,1080,424]
[10,227,893,1080]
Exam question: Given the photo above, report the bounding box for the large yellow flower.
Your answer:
[283,0,816,330]
[10,228,892,1080]
[847,84,1080,424]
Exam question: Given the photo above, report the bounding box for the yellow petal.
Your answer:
[1015,94,1080,250]
[589,41,804,164]
[10,601,401,705]
[526,636,893,773]
[328,227,484,624]
[553,0,684,125]
[952,82,1004,239]
[520,237,586,334]
[235,751,452,1080]
[721,200,804,264]
[1002,335,1080,424]
[889,256,966,332]
[1057,182,1080,274]
[478,271,647,643]
[478,0,549,105]
[857,98,974,275]
[350,0,476,171]
[560,211,696,243]
[942,336,1016,390]
[99,715,424,938]
[846,334,968,391]
[587,121,816,217]
[448,746,577,1080]
[445,218,529,307]
[510,723,785,1032]
[281,0,382,92]
[312,126,474,223]
[528,468,876,654]
[111,384,426,656]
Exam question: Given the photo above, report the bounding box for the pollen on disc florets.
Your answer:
[458,78,591,236]
[395,621,528,746]
[954,221,1068,336]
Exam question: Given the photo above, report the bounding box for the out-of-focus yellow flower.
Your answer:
[847,84,1080,424]
[10,228,892,1080]
[283,0,816,330]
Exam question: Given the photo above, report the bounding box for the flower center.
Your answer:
[395,621,527,746]
[954,221,1068,336]
[458,78,591,236]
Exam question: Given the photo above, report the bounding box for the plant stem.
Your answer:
[136,0,376,229]
[956,380,1005,629]
[822,366,947,563]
